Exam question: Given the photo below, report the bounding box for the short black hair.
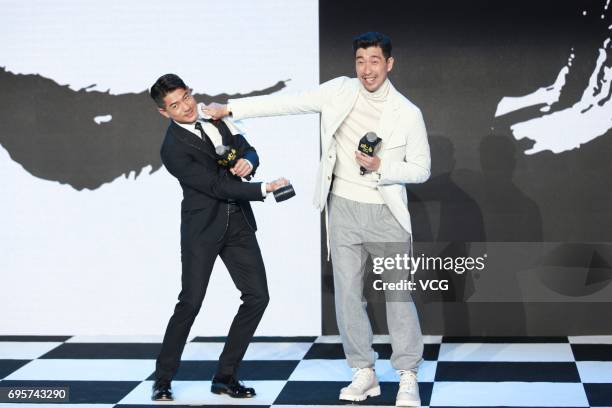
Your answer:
[150,74,188,108]
[353,31,392,59]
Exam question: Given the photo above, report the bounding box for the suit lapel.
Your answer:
[379,84,402,150]
[170,121,217,159]
[323,80,360,154]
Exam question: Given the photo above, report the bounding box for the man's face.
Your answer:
[355,46,394,92]
[158,87,198,124]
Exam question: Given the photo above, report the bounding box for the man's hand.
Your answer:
[230,158,253,178]
[203,102,230,120]
[266,178,289,193]
[355,151,381,172]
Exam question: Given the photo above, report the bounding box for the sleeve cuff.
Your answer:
[261,183,268,197]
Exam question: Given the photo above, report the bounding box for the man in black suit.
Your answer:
[149,74,288,401]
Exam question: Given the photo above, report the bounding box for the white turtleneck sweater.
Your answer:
[330,79,390,204]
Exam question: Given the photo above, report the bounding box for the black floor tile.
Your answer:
[435,362,580,382]
[273,380,432,406]
[191,336,317,343]
[572,344,612,361]
[303,342,439,360]
[40,343,162,359]
[118,405,267,408]
[0,336,72,342]
[442,336,569,343]
[0,359,30,379]
[145,360,299,381]
[0,380,139,404]
[584,383,612,406]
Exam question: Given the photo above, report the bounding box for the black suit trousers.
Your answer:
[155,210,269,381]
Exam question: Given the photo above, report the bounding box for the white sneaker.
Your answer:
[396,370,421,407]
[339,367,381,402]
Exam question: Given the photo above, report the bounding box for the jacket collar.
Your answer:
[348,78,403,150]
[169,120,216,159]
[378,82,404,149]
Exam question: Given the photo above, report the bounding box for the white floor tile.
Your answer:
[375,360,437,383]
[271,406,430,408]
[180,342,225,360]
[119,380,285,405]
[288,359,436,383]
[5,359,155,381]
[0,342,62,359]
[0,405,113,408]
[315,336,341,343]
[243,343,312,360]
[181,342,312,361]
[373,335,391,343]
[418,360,437,383]
[288,359,351,381]
[577,361,612,383]
[423,335,443,344]
[569,335,612,344]
[430,382,589,407]
[438,343,575,362]
[66,335,167,343]
[314,335,442,344]
[374,335,441,344]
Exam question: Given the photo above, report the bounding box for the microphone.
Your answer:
[273,184,296,202]
[358,132,381,175]
[215,144,237,167]
[215,144,252,180]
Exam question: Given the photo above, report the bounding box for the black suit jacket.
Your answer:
[160,120,265,244]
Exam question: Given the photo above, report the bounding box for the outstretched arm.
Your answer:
[203,77,347,120]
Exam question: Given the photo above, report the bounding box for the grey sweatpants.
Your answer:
[328,194,423,371]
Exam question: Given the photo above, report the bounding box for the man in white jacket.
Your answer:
[205,32,430,407]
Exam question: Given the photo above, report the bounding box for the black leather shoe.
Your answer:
[211,376,256,398]
[151,379,173,401]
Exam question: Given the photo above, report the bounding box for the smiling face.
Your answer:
[157,87,198,124]
[355,45,394,92]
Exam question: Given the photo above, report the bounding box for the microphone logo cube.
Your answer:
[217,148,238,167]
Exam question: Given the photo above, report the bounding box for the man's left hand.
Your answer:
[230,158,253,178]
[355,151,381,172]
[203,102,229,120]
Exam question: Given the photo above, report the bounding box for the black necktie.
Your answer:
[194,121,214,148]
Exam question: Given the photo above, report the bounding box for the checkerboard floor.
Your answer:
[1,335,612,407]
